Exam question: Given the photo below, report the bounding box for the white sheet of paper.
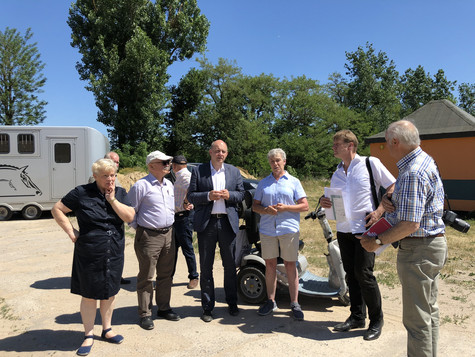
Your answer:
[324,187,346,222]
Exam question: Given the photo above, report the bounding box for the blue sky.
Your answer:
[1,0,474,138]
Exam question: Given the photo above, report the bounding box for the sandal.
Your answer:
[101,327,124,344]
[76,335,94,356]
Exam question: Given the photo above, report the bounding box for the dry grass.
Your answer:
[122,171,474,289]
[299,180,475,289]
[0,297,19,321]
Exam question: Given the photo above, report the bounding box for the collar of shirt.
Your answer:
[336,153,363,173]
[146,173,169,187]
[266,171,290,182]
[210,161,225,175]
[397,147,422,171]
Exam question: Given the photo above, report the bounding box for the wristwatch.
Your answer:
[375,236,383,245]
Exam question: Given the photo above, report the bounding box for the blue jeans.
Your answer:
[173,211,199,280]
[197,216,237,311]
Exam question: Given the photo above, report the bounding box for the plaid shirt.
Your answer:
[174,167,191,212]
[386,147,445,237]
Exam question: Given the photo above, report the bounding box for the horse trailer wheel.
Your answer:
[22,205,41,220]
[237,265,267,304]
[0,206,13,221]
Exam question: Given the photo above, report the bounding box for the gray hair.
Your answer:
[267,148,286,161]
[386,120,421,147]
[92,158,117,175]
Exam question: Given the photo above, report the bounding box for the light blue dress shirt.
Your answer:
[254,172,306,236]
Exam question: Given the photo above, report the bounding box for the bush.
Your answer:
[116,142,149,171]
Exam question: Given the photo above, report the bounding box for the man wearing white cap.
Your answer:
[128,150,180,330]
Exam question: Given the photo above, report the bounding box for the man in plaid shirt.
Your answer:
[361,120,447,357]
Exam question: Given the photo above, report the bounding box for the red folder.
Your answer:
[363,217,394,255]
[363,217,392,237]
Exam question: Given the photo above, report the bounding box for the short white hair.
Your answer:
[386,120,420,147]
[92,158,117,175]
[267,148,286,161]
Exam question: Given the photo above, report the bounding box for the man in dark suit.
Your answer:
[187,140,245,322]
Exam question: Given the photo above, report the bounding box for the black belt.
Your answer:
[175,210,190,218]
[141,225,172,234]
[210,213,227,219]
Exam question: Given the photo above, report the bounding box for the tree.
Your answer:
[432,69,456,103]
[165,67,208,157]
[166,58,370,178]
[0,27,47,125]
[399,66,458,117]
[344,43,401,132]
[68,0,209,149]
[166,58,276,174]
[325,71,348,105]
[399,65,433,116]
[273,76,367,177]
[458,82,475,116]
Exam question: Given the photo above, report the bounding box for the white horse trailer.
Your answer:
[0,126,109,220]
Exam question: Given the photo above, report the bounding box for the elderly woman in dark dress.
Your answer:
[52,158,135,356]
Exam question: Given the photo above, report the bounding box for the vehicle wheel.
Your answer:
[22,205,41,220]
[338,292,350,306]
[237,265,267,304]
[0,206,13,221]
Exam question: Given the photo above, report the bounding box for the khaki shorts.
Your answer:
[260,232,299,262]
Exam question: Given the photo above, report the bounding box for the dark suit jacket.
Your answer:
[187,162,245,234]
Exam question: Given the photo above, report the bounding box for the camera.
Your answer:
[442,210,470,233]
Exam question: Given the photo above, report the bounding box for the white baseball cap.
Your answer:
[146,150,173,165]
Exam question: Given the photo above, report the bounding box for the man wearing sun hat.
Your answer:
[128,150,180,330]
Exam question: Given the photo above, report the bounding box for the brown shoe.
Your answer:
[187,279,199,289]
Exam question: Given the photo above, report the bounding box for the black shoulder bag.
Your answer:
[366,156,398,248]
[365,156,379,208]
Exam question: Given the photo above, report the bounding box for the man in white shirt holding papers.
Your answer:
[321,130,395,341]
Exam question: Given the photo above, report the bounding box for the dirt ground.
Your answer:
[0,216,473,357]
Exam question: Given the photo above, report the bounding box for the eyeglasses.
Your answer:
[152,160,171,166]
[332,142,350,149]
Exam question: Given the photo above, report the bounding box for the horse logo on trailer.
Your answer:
[0,165,42,197]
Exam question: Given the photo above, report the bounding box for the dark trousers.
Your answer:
[337,231,383,324]
[173,211,199,280]
[197,216,237,312]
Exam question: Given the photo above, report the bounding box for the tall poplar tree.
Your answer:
[68,0,209,149]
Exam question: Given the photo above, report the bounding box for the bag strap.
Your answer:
[366,156,379,208]
[366,156,398,249]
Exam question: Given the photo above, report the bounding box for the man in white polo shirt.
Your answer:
[321,130,395,341]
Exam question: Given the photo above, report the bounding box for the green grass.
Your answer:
[441,314,470,325]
